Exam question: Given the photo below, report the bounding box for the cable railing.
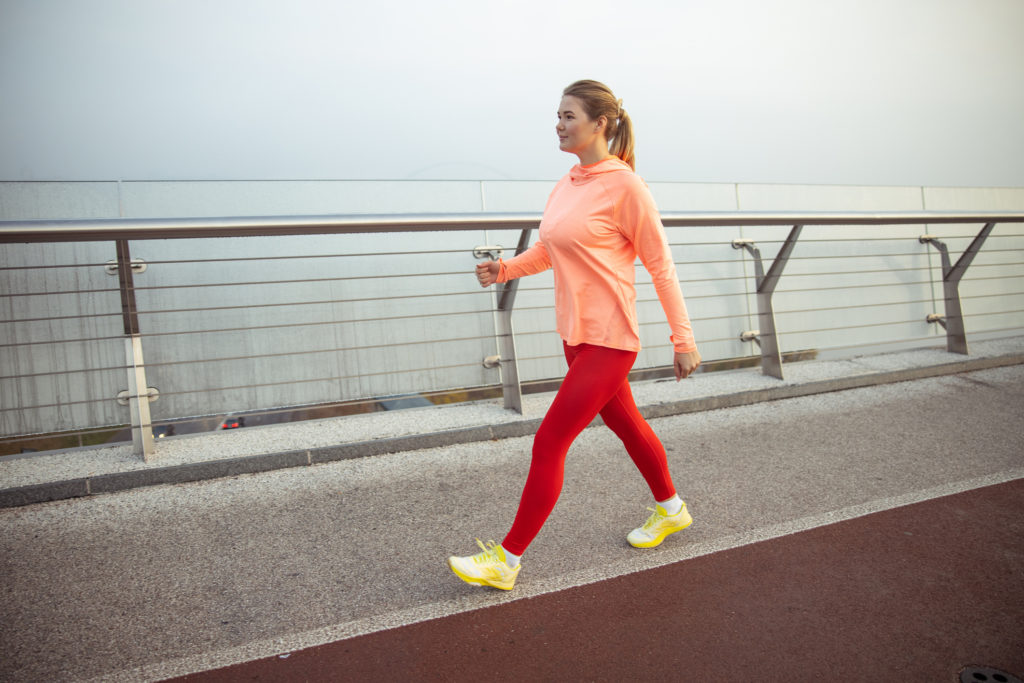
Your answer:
[1,211,1022,462]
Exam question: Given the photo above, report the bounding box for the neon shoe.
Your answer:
[447,539,520,590]
[627,502,693,548]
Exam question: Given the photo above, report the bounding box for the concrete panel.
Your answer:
[479,181,554,212]
[648,182,738,212]
[130,229,497,419]
[736,183,924,211]
[922,186,1024,211]
[120,180,486,218]
[0,241,129,434]
[0,182,121,220]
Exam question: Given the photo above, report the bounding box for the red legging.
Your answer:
[502,342,677,556]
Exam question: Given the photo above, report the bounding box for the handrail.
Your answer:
[2,210,1022,462]
[2,211,1023,242]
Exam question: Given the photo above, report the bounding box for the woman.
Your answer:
[447,80,701,591]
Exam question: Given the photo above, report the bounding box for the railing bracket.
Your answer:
[482,355,501,369]
[489,227,535,413]
[733,226,803,378]
[740,330,762,347]
[926,313,947,330]
[116,388,160,406]
[919,222,996,354]
[105,258,147,275]
[473,245,504,260]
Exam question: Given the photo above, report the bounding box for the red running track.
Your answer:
[173,478,1024,682]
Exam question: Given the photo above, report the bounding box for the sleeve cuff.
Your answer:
[671,336,698,354]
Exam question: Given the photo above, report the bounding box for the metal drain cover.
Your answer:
[960,666,1023,683]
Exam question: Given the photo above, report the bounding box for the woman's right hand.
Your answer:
[476,260,500,287]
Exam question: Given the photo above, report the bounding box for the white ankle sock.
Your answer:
[500,545,521,568]
[658,495,683,516]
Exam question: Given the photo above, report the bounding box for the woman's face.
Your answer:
[556,95,603,156]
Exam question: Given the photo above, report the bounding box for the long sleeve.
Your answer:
[496,239,552,283]
[617,177,697,354]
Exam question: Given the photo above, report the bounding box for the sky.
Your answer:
[1,0,1022,187]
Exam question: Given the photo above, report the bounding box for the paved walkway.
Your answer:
[1,340,1022,681]
[176,479,1024,682]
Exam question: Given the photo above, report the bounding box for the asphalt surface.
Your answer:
[1,349,1022,682]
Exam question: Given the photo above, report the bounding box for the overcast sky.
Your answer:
[1,0,1022,186]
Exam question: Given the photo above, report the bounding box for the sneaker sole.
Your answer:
[447,558,516,591]
[628,515,694,548]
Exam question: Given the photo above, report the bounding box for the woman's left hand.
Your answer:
[674,349,701,381]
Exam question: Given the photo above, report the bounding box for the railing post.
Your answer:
[115,239,156,460]
[494,227,534,413]
[920,222,996,354]
[477,227,533,413]
[733,225,803,379]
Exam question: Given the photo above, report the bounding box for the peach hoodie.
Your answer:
[497,157,696,354]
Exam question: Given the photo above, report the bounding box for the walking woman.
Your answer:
[448,80,701,590]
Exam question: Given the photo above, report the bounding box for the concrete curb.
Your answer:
[641,353,1024,418]
[2,353,1021,509]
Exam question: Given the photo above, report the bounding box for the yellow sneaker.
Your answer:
[447,539,520,590]
[627,502,693,548]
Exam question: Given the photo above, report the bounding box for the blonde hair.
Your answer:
[562,79,635,170]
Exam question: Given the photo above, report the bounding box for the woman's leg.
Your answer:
[501,343,637,556]
[598,378,676,503]
[600,377,691,550]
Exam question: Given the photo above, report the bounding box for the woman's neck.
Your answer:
[576,139,611,166]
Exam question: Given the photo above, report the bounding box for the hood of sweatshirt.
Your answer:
[568,156,632,185]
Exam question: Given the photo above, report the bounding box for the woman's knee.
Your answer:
[531,428,567,463]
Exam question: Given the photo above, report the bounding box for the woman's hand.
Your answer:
[476,260,500,287]
[674,349,701,381]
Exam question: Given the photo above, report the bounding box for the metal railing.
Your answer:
[2,211,1023,461]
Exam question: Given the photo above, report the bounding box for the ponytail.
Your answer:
[563,80,636,170]
[609,108,635,171]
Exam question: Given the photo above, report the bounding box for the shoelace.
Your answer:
[641,507,665,531]
[471,539,501,564]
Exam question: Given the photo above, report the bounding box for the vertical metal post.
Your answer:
[124,335,155,460]
[494,308,521,413]
[733,225,803,379]
[116,240,155,460]
[920,222,996,355]
[491,227,533,413]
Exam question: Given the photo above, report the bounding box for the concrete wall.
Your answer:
[2,180,1022,437]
